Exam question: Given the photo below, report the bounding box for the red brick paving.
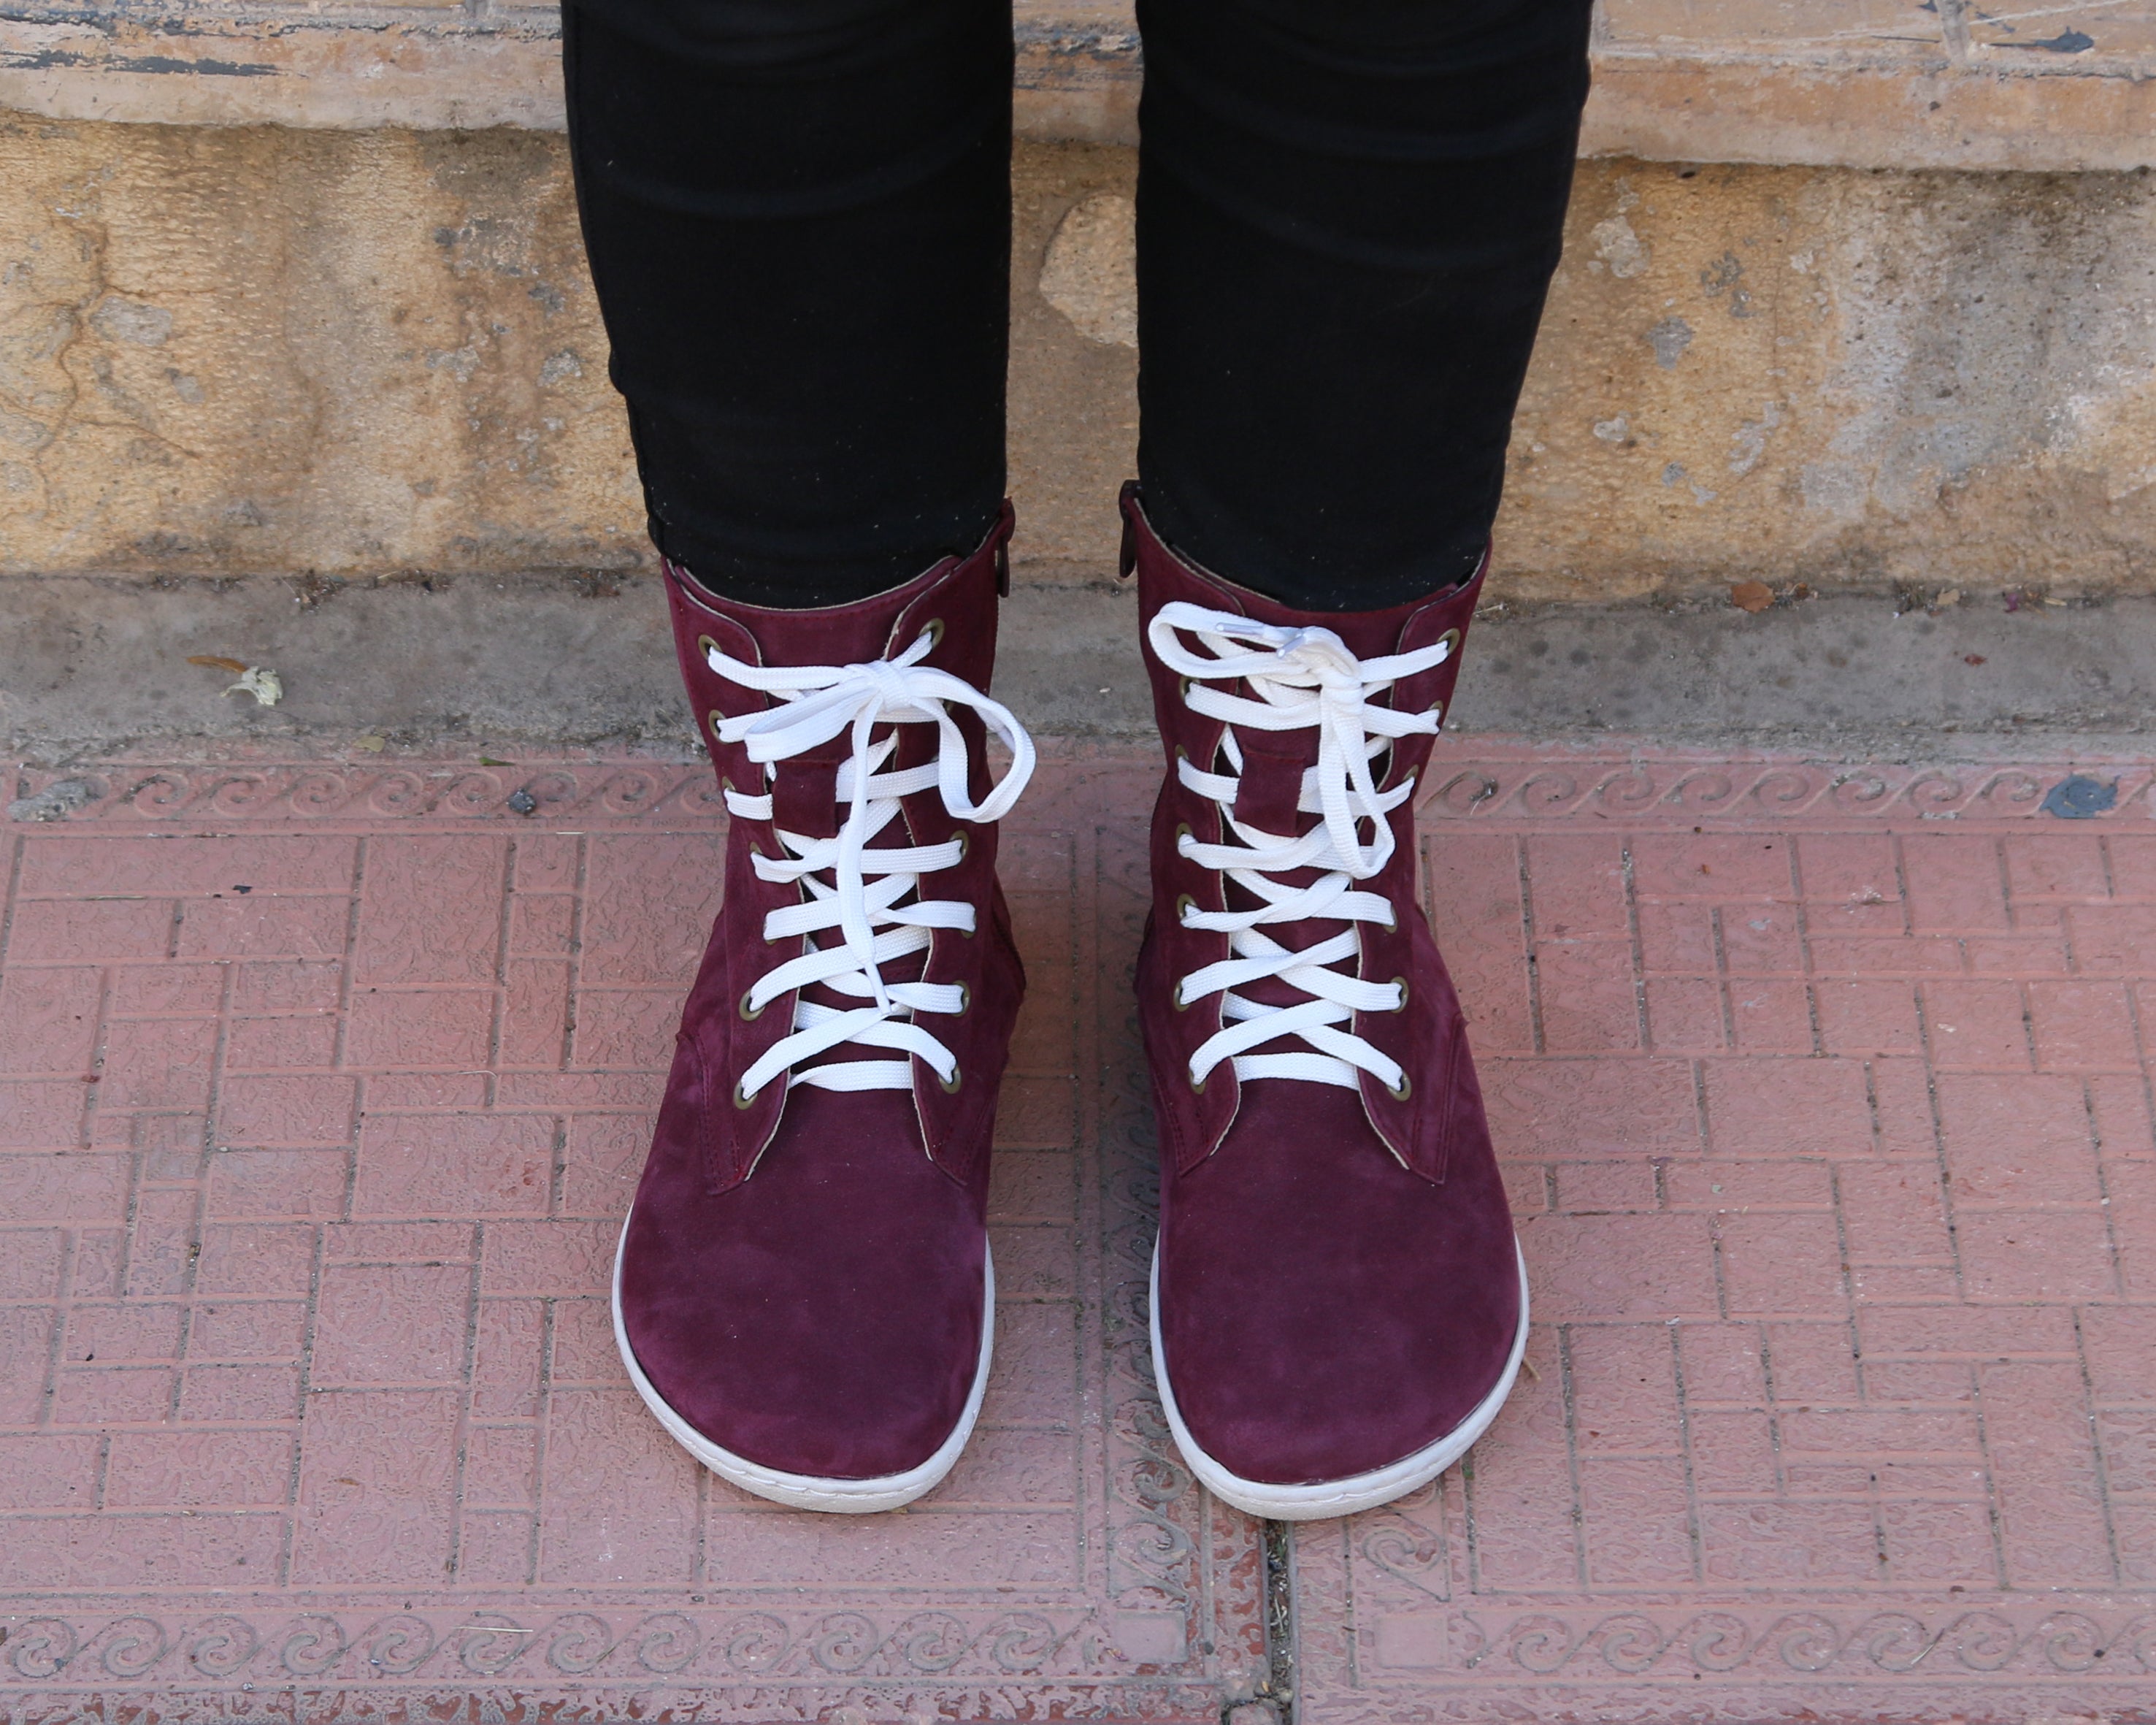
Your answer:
[1300,749,2156,1725]
[1,746,2152,1722]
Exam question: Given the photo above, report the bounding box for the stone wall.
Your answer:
[1509,159,2156,602]
[0,118,641,582]
[4,116,2152,603]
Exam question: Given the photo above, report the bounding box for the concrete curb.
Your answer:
[5,572,2152,765]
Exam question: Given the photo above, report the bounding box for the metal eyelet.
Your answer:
[1171,981,1189,1013]
[954,829,970,862]
[732,1082,756,1109]
[1389,975,1410,1012]
[955,982,972,1016]
[1437,627,1462,656]
[1178,676,1193,700]
[697,634,721,662]
[923,618,946,650]
[1175,892,1197,927]
[1385,1073,1413,1102]
[738,990,764,1021]
[1188,1070,1207,1095]
[1174,822,1193,849]
[939,1063,964,1094]
[709,709,726,741]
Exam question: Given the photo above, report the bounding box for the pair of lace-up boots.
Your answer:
[613,487,1526,1520]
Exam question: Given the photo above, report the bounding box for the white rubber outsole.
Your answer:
[1150,1239,1531,1521]
[612,1209,994,1514]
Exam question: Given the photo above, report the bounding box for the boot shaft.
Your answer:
[1121,484,1485,1180]
[661,505,1024,1188]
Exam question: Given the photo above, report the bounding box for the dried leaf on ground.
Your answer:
[1729,581,1773,613]
[187,654,249,673]
[223,668,283,706]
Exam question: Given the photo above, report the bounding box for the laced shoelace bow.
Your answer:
[707,628,1035,1103]
[1147,600,1454,1095]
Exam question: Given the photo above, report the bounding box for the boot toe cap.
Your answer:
[1155,1098,1522,1488]
[618,1092,989,1485]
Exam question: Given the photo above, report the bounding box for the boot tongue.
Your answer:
[1229,730,1311,844]
[1192,562,1422,848]
[1211,621,1411,1026]
[744,574,938,842]
[771,748,844,841]
[1216,575,1425,662]
[772,720,928,1058]
[747,594,914,674]
[1217,597,1418,887]
[1217,719,1343,1018]
[745,594,924,1018]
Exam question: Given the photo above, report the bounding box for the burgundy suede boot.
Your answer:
[1122,486,1527,1521]
[614,507,1034,1512]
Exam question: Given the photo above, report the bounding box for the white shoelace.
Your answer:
[1147,601,1454,1095]
[707,628,1035,1102]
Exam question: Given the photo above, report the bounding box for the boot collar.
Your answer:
[668,500,1013,696]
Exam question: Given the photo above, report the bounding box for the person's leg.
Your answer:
[564,0,1011,606]
[1129,0,1592,1520]
[1134,0,1592,608]
[569,0,1040,1514]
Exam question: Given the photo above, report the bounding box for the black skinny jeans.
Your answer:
[564,0,1592,612]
